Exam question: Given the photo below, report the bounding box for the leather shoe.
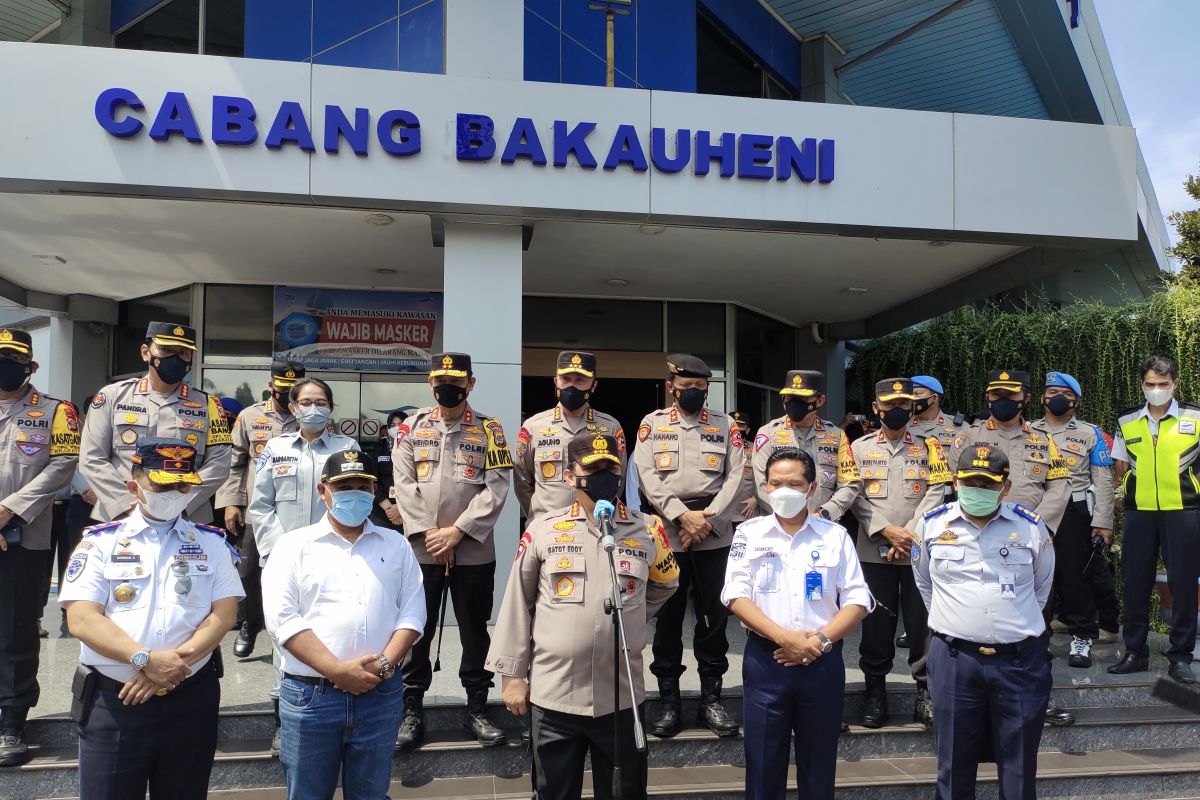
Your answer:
[1107,652,1150,674]
[233,623,258,659]
[1169,662,1198,685]
[895,633,909,649]
[861,676,888,729]
[1044,703,1075,727]
[0,733,30,768]
[651,677,681,738]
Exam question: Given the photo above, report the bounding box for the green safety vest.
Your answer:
[1118,404,1200,511]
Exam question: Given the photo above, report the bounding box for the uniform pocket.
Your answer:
[114,423,147,451]
[550,570,586,604]
[279,678,321,711]
[273,475,299,502]
[617,559,648,607]
[101,565,152,611]
[750,554,780,592]
[414,446,440,483]
[929,544,966,584]
[653,444,680,473]
[699,443,725,473]
[534,449,564,483]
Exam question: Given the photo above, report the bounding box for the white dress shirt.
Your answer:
[261,515,426,678]
[1110,399,1180,462]
[721,512,870,632]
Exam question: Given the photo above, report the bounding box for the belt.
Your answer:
[92,656,216,695]
[283,672,338,691]
[1071,490,1090,503]
[934,632,1030,657]
[682,495,717,512]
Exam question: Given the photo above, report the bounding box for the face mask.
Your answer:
[1145,387,1174,406]
[673,387,706,415]
[576,469,621,504]
[328,489,375,527]
[768,487,808,519]
[1044,395,1074,417]
[0,358,31,392]
[139,488,191,521]
[784,399,817,423]
[557,385,590,412]
[880,406,913,431]
[295,405,331,433]
[988,396,1023,422]
[433,383,467,409]
[388,425,403,441]
[912,396,932,416]
[150,354,190,385]
[958,485,1003,517]
[272,391,290,411]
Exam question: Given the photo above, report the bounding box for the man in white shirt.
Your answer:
[262,449,425,800]
[723,447,870,800]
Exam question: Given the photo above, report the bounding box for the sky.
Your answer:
[1093,0,1199,245]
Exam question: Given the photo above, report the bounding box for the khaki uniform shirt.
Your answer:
[0,386,80,549]
[849,429,952,565]
[80,377,232,524]
[515,405,626,522]
[732,439,756,524]
[392,405,512,566]
[1029,416,1115,530]
[909,412,967,473]
[751,416,858,518]
[632,406,746,552]
[215,398,297,512]
[952,418,1070,533]
[485,500,679,716]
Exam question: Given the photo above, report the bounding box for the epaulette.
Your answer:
[1012,503,1041,524]
[195,523,244,564]
[195,523,229,539]
[923,503,951,520]
[82,521,121,538]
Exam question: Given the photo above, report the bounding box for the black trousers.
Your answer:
[1094,556,1120,633]
[1122,508,1200,663]
[651,546,730,681]
[859,562,928,683]
[40,500,76,612]
[78,663,219,800]
[0,543,44,711]
[235,522,264,632]
[531,704,646,800]
[1054,501,1099,638]
[403,561,496,694]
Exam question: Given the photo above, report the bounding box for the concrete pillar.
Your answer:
[444,0,523,80]
[43,317,74,401]
[51,0,112,47]
[442,222,523,615]
[801,34,851,105]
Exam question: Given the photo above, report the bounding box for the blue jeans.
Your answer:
[278,672,405,800]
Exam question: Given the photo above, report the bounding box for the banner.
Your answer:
[273,287,441,372]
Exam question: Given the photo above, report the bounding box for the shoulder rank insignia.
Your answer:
[923,503,951,521]
[82,521,120,538]
[1012,503,1041,524]
[620,538,641,548]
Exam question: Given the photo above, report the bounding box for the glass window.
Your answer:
[204,285,273,359]
[205,0,246,57]
[360,377,434,442]
[523,298,663,352]
[666,302,725,371]
[696,13,794,101]
[201,368,271,409]
[736,308,794,388]
[115,287,192,377]
[115,0,201,54]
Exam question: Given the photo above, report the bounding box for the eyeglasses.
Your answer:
[295,400,331,409]
[172,560,192,595]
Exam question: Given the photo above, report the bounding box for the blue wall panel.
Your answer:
[524,8,559,84]
[562,35,606,87]
[112,0,162,31]
[398,0,443,74]
[700,0,801,92]
[637,0,696,92]
[313,18,399,70]
[312,0,396,55]
[244,0,312,62]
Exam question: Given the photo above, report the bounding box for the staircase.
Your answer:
[5,679,1200,799]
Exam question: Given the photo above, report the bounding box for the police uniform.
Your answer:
[486,433,679,800]
[514,351,626,522]
[392,352,512,746]
[750,371,858,518]
[722,507,871,800]
[730,411,756,526]
[60,439,244,800]
[0,328,80,764]
[214,361,303,657]
[850,379,952,729]
[914,444,1054,800]
[632,354,744,737]
[370,413,403,528]
[80,323,232,524]
[1029,372,1114,666]
[908,375,967,474]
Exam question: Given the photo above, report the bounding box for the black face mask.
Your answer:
[673,387,706,415]
[784,399,817,423]
[150,354,190,385]
[557,386,590,412]
[880,406,913,431]
[1044,395,1075,417]
[912,396,933,415]
[988,396,1023,422]
[433,383,467,409]
[272,391,290,411]
[577,469,622,504]
[0,358,31,392]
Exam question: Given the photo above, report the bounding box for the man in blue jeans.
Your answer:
[262,449,425,800]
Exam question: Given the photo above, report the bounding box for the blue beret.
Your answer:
[911,375,944,395]
[1045,371,1081,396]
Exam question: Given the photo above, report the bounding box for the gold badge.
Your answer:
[555,533,575,543]
[867,482,881,495]
[657,453,673,469]
[416,462,432,479]
[113,584,136,603]
[706,454,719,468]
[938,530,959,543]
[556,577,574,597]
[557,557,573,570]
[906,469,916,479]
[124,413,138,424]
[121,429,139,445]
[999,371,1010,381]
[172,326,185,337]
[893,381,903,392]
[134,566,144,576]
[571,354,582,366]
[591,436,608,453]
[285,369,295,379]
[442,355,454,370]
[185,434,199,446]
[0,330,10,343]
[792,374,803,388]
[868,450,884,459]
[541,462,557,479]
[621,538,641,547]
[553,521,576,531]
[118,538,131,547]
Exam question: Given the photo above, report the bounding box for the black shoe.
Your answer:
[0,732,29,768]
[464,690,507,747]
[861,676,889,729]
[698,678,739,738]
[651,677,681,738]
[1045,703,1075,727]
[270,728,281,758]
[1169,662,1198,685]
[896,633,909,649]
[233,623,258,659]
[396,695,425,751]
[1107,652,1150,674]
[913,685,933,731]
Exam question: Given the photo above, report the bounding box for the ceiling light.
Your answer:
[31,255,66,264]
[365,213,394,226]
[842,286,869,294]
[606,278,630,286]
[638,224,666,236]
[928,240,951,248]
[375,268,397,275]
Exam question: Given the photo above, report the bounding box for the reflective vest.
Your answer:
[1118,404,1200,511]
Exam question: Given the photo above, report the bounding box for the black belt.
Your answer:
[284,672,337,690]
[682,495,717,512]
[92,656,216,695]
[748,631,781,650]
[934,632,1031,657]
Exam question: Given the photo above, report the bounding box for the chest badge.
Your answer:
[541,462,558,479]
[556,557,573,570]
[113,583,136,604]
[938,530,959,543]
[556,577,575,597]
[553,521,576,532]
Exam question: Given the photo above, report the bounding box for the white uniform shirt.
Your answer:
[261,516,426,678]
[1110,399,1180,462]
[248,430,358,558]
[58,510,245,682]
[721,512,870,632]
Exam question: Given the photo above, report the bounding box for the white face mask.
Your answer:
[295,405,332,433]
[1144,386,1174,406]
[140,488,191,521]
[387,425,403,441]
[768,487,808,519]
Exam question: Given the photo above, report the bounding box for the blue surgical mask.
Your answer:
[328,489,374,527]
[958,485,1003,517]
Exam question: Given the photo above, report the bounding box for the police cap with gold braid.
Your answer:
[955,442,1010,483]
[271,360,305,388]
[429,352,472,378]
[666,354,711,379]
[567,431,621,467]
[0,328,32,356]
[780,370,825,397]
[145,321,197,351]
[986,370,1029,392]
[320,448,377,484]
[556,351,597,378]
[875,378,916,402]
[132,438,202,486]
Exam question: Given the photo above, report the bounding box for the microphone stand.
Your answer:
[598,502,646,800]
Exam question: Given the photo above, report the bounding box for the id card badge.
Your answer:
[999,573,1016,599]
[805,570,824,601]
[878,544,891,560]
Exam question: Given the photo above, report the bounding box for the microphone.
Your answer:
[594,500,616,553]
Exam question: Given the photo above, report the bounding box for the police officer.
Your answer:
[751,370,858,519]
[393,353,512,748]
[80,322,232,524]
[849,379,953,730]
[60,439,244,800]
[730,411,757,524]
[723,447,870,800]
[1109,355,1200,684]
[1030,371,1114,668]
[515,351,625,522]
[909,375,966,472]
[215,360,303,660]
[633,354,744,738]
[0,328,80,766]
[487,431,679,800]
[371,409,407,529]
[915,443,1054,800]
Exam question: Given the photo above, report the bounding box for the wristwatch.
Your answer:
[377,655,395,681]
[131,648,151,670]
[814,632,833,654]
